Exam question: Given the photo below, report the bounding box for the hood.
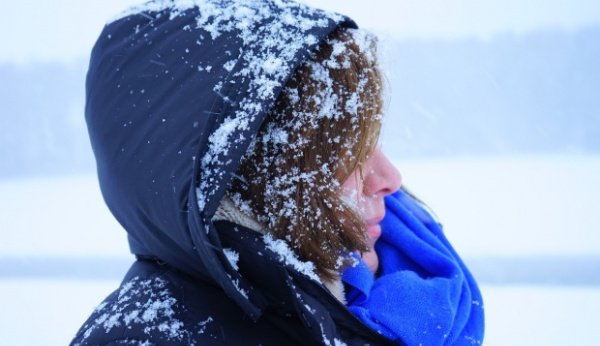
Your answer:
[86,0,356,319]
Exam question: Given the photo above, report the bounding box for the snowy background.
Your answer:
[1,0,599,345]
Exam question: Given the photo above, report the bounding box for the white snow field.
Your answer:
[1,155,599,345]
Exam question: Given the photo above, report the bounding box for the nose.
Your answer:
[363,148,402,197]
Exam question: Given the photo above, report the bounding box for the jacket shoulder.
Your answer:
[70,260,307,345]
[70,267,221,345]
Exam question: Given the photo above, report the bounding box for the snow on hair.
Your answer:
[229,27,383,281]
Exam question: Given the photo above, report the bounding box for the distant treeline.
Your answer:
[380,26,600,158]
[1,26,599,177]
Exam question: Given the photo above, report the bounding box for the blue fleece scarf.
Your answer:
[342,190,485,345]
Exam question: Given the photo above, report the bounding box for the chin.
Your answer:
[363,251,379,274]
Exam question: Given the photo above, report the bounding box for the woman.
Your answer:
[72,0,484,345]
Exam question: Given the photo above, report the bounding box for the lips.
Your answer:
[365,215,384,242]
[366,215,384,227]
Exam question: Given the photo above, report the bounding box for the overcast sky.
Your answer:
[1,0,599,64]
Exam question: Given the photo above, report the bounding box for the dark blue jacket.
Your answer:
[71,0,397,345]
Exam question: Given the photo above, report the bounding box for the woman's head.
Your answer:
[229,27,399,280]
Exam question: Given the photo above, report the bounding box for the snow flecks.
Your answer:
[142,298,175,322]
[318,323,348,346]
[223,247,240,271]
[223,59,237,72]
[74,276,189,345]
[226,273,249,298]
[198,114,249,210]
[263,126,288,145]
[334,338,348,346]
[263,233,320,282]
[123,310,140,325]
[229,191,254,215]
[344,91,361,115]
[105,313,122,330]
[205,116,249,161]
[198,316,214,334]
[304,303,316,314]
[261,56,284,75]
[348,29,376,64]
[145,0,347,213]
[158,320,185,339]
[321,38,352,70]
[94,301,107,312]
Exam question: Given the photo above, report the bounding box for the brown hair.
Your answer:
[229,28,383,281]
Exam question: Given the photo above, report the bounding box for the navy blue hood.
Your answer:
[86,0,356,318]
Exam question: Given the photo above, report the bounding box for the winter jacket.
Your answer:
[71,0,397,345]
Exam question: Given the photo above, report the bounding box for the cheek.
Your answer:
[340,173,363,203]
[340,171,381,220]
[341,185,376,220]
[359,198,378,216]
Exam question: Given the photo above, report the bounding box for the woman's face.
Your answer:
[341,147,402,274]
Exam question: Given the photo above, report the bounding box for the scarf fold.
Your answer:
[342,190,485,345]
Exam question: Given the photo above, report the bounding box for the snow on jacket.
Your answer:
[71,0,397,345]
